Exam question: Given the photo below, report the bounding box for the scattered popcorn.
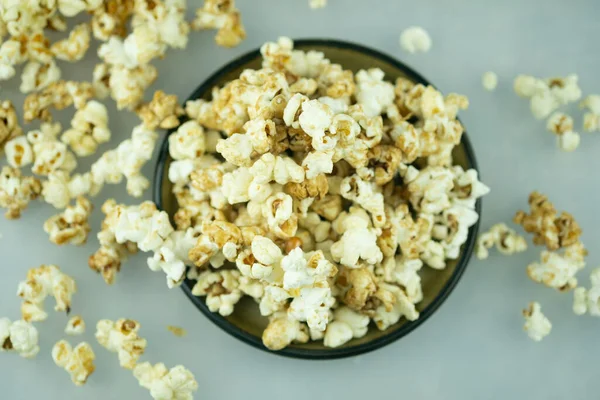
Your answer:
[482,71,498,91]
[0,166,42,219]
[166,326,187,337]
[52,340,95,386]
[399,26,432,54]
[44,196,93,245]
[0,318,40,359]
[526,242,586,292]
[17,264,77,322]
[95,319,147,370]
[65,315,86,335]
[192,0,246,48]
[134,362,198,400]
[476,223,527,259]
[61,100,111,157]
[522,302,551,342]
[514,74,582,119]
[23,80,94,123]
[51,23,91,62]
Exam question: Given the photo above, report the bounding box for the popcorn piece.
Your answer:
[522,302,551,342]
[5,136,33,168]
[147,246,186,289]
[137,90,184,130]
[556,130,580,152]
[192,270,243,316]
[526,242,587,291]
[281,247,337,291]
[399,26,432,54]
[330,215,383,268]
[52,340,95,386]
[514,74,582,119]
[372,283,419,330]
[571,268,600,316]
[514,191,582,251]
[44,196,93,245]
[134,362,198,400]
[309,0,327,8]
[17,264,76,322]
[573,287,588,316]
[58,0,103,17]
[65,315,86,335]
[97,64,158,110]
[61,100,110,157]
[95,319,147,369]
[20,61,61,94]
[91,0,135,41]
[0,101,23,151]
[339,175,385,227]
[23,80,94,123]
[192,0,246,48]
[355,69,395,117]
[545,112,579,152]
[51,23,91,62]
[476,223,527,259]
[581,95,600,132]
[0,166,42,219]
[0,319,40,359]
[323,306,369,348]
[482,71,498,91]
[262,311,309,350]
[28,122,78,177]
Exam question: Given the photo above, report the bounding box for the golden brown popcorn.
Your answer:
[262,311,309,350]
[44,196,93,245]
[95,318,146,369]
[136,90,184,130]
[23,80,94,123]
[0,101,23,151]
[318,64,355,98]
[91,0,135,41]
[51,23,91,62]
[310,194,343,222]
[514,191,582,251]
[192,0,246,48]
[364,144,403,185]
[0,166,42,219]
[52,340,95,386]
[284,174,329,200]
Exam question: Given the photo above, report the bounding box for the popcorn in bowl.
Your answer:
[156,38,488,353]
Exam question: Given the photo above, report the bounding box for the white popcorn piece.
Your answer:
[192,270,242,316]
[339,174,386,227]
[65,315,86,335]
[192,0,246,48]
[0,318,40,359]
[259,286,291,317]
[95,319,147,370]
[281,247,336,291]
[61,100,110,157]
[5,136,33,168]
[134,362,198,400]
[399,26,432,54]
[51,23,91,62]
[476,223,527,260]
[262,311,309,351]
[302,150,334,180]
[216,133,253,166]
[323,306,369,348]
[482,71,498,91]
[112,201,173,252]
[52,340,95,386]
[309,0,327,8]
[168,120,205,161]
[288,287,335,332]
[28,122,77,177]
[330,214,383,268]
[573,287,588,316]
[355,69,395,117]
[147,246,186,289]
[572,268,600,316]
[527,242,586,291]
[556,130,580,152]
[252,236,283,266]
[382,256,423,303]
[17,264,77,322]
[522,302,551,342]
[514,74,582,119]
[20,61,61,94]
[373,284,419,330]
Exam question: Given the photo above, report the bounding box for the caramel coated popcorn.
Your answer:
[0,166,41,219]
[178,38,488,350]
[476,223,527,260]
[192,0,246,48]
[95,318,147,370]
[44,196,93,245]
[134,362,198,400]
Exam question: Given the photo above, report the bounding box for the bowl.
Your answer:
[154,39,482,359]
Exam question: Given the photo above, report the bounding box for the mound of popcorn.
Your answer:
[0,318,40,359]
[52,340,96,386]
[95,318,147,370]
[160,37,489,350]
[17,264,77,322]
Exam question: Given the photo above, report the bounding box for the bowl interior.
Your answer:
[155,40,479,358]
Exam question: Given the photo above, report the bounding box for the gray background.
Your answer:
[1,0,599,398]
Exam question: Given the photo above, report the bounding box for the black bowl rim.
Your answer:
[153,38,482,360]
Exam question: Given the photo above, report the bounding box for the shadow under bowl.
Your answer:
[154,39,482,360]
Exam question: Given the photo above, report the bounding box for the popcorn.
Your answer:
[191,270,243,316]
[514,191,582,251]
[522,302,551,341]
[556,130,580,152]
[381,256,423,303]
[95,319,147,369]
[58,0,103,17]
[0,318,40,359]
[17,264,77,322]
[514,74,582,119]
[65,315,86,335]
[399,26,432,54]
[20,60,61,93]
[147,246,186,289]
[5,136,34,168]
[482,71,498,91]
[0,100,22,151]
[167,325,187,337]
[476,223,527,259]
[573,287,588,316]
[309,0,327,8]
[192,0,246,48]
[52,340,95,386]
[330,214,383,268]
[134,362,198,400]
[51,23,91,62]
[61,100,111,157]
[526,242,587,291]
[339,175,385,227]
[0,166,41,219]
[44,196,93,245]
[96,64,158,110]
[23,80,94,122]
[372,283,419,330]
[545,112,579,152]
[137,90,184,130]
[262,311,309,350]
[355,69,395,117]
[323,306,369,348]
[571,268,600,316]
[581,95,600,132]
[28,122,78,177]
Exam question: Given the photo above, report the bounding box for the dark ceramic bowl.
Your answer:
[154,39,481,359]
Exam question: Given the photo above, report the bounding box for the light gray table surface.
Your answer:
[1,0,599,399]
